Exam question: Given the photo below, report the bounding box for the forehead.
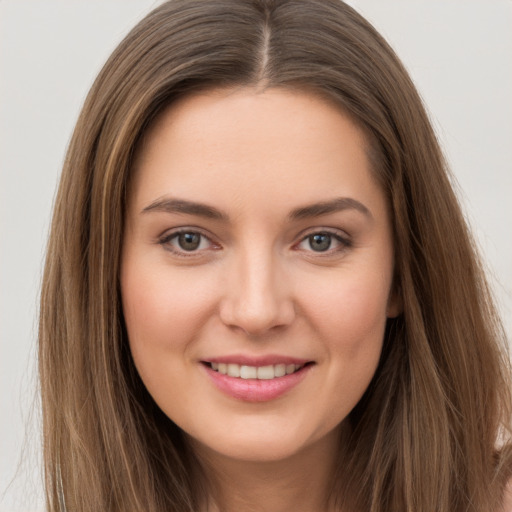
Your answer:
[139,86,370,157]
[129,87,387,220]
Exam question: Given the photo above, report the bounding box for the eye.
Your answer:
[159,229,216,255]
[174,232,203,251]
[296,231,350,253]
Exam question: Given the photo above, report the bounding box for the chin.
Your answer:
[188,422,341,465]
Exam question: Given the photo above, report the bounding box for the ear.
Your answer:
[386,280,403,318]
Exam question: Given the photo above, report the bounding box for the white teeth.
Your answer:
[209,362,305,379]
[240,365,257,379]
[257,365,275,380]
[227,363,240,377]
[274,364,286,377]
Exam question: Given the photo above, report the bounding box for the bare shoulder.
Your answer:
[502,479,512,512]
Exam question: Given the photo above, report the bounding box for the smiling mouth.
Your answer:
[204,362,311,380]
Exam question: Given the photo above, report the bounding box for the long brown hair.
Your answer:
[39,1,512,510]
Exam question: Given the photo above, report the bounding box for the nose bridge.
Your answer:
[220,241,294,334]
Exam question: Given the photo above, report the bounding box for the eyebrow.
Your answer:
[141,197,228,220]
[141,196,371,221]
[289,197,372,220]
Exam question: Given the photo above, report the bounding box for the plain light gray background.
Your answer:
[1,1,511,511]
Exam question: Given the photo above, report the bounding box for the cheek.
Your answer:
[120,259,218,363]
[286,269,391,436]
[120,257,224,421]
[300,269,390,365]
[312,271,388,324]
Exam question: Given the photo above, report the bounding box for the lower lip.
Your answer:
[203,364,313,402]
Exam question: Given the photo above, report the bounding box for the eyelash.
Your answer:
[158,228,219,258]
[294,229,352,256]
[157,228,352,258]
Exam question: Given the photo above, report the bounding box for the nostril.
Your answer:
[218,271,296,335]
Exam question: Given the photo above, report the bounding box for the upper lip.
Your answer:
[202,354,313,366]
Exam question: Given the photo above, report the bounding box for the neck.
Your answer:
[193,428,343,512]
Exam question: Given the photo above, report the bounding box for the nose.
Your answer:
[219,249,295,336]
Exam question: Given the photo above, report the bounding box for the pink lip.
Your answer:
[203,354,310,366]
[201,361,313,402]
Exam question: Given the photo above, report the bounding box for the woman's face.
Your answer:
[121,88,399,463]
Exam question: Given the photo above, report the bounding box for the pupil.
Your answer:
[178,232,200,251]
[310,234,331,251]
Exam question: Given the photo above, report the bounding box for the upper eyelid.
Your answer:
[295,226,351,242]
[158,226,215,242]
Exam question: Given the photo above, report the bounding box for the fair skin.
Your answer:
[121,87,399,512]
[504,483,512,512]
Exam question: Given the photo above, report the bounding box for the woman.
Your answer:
[38,0,512,510]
